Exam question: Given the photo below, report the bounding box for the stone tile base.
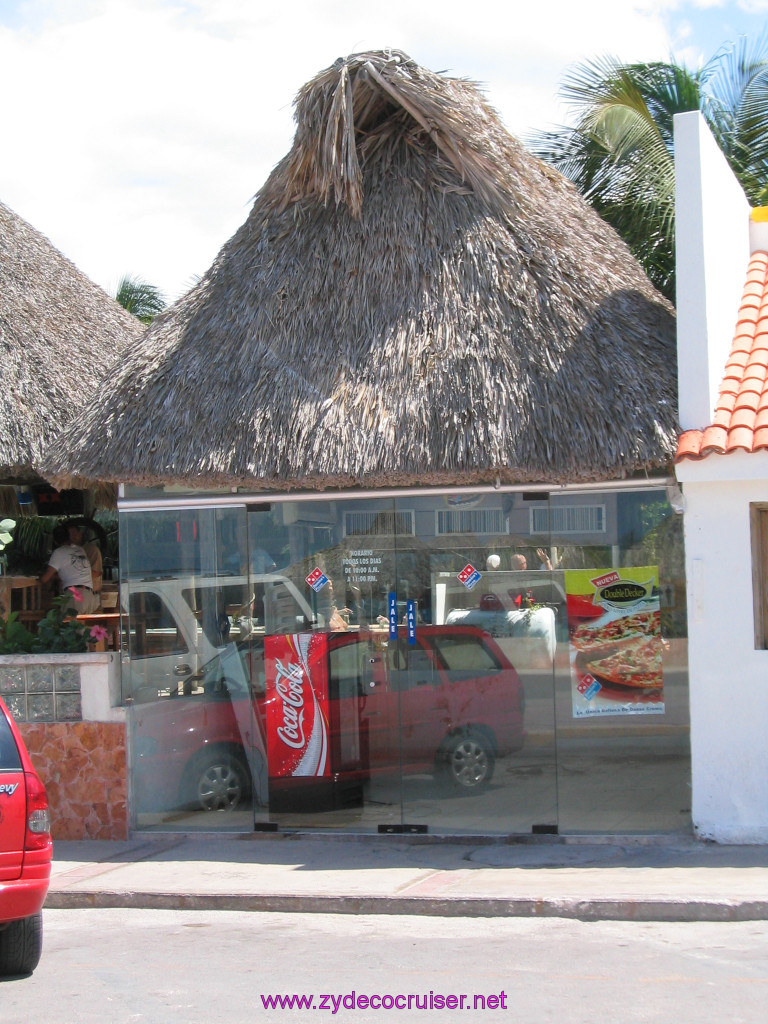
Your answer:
[19,721,128,840]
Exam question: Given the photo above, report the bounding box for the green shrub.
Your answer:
[30,596,89,654]
[0,611,34,654]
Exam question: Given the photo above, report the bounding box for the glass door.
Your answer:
[395,493,560,835]
[251,496,404,832]
[122,505,261,832]
[544,488,691,834]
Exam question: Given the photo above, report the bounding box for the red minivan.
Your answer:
[0,698,52,976]
[132,625,526,814]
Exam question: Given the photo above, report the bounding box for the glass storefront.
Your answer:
[119,486,690,836]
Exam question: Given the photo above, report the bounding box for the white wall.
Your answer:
[79,652,124,722]
[674,112,751,429]
[679,466,768,843]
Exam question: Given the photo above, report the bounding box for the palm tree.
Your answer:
[115,274,166,324]
[530,36,768,302]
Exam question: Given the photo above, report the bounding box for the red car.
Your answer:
[132,625,526,814]
[0,698,52,976]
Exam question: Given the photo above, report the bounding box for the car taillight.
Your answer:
[24,771,51,850]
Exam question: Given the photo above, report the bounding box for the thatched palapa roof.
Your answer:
[44,50,677,493]
[1,200,143,482]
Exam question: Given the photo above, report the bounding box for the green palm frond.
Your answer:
[529,38,768,303]
[115,274,167,325]
[705,33,768,203]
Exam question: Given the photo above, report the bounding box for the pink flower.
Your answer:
[89,625,109,642]
[68,587,83,603]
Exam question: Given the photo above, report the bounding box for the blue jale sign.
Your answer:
[406,600,416,645]
[388,592,398,640]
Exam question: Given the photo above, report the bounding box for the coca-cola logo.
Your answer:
[274,659,306,750]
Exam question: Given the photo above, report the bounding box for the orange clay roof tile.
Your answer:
[676,429,704,458]
[738,364,764,381]
[737,308,760,327]
[731,333,756,353]
[738,373,767,393]
[739,377,767,396]
[717,390,737,414]
[676,250,768,462]
[726,425,755,451]
[726,353,750,372]
[730,407,758,429]
[731,348,755,365]
[734,395,760,415]
[701,424,729,452]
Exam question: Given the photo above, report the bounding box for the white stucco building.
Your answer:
[674,111,768,843]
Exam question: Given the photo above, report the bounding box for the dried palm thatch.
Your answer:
[0,200,143,482]
[44,50,677,493]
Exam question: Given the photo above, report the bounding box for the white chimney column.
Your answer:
[674,111,751,429]
[750,208,768,253]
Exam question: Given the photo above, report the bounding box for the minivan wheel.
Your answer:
[0,912,43,976]
[185,748,251,812]
[440,732,495,791]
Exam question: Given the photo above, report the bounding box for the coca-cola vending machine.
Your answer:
[264,631,370,812]
[265,630,329,770]
[265,631,374,812]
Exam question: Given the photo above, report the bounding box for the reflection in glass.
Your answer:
[120,487,689,836]
[122,506,259,832]
[547,489,690,834]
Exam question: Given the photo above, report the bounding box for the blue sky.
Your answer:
[665,0,767,58]
[0,0,766,301]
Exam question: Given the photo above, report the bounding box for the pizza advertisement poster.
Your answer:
[564,566,665,718]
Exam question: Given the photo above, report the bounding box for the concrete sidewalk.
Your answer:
[45,833,768,922]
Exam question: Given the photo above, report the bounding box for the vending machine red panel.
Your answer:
[264,633,330,779]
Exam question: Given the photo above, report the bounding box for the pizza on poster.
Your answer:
[564,566,665,718]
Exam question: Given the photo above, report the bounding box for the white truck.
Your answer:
[120,573,319,701]
[433,569,565,669]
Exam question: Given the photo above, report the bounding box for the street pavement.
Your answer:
[45,832,768,922]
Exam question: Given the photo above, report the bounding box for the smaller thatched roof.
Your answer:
[44,50,677,493]
[0,200,143,482]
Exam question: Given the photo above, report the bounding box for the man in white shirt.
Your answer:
[40,531,100,614]
[67,522,102,603]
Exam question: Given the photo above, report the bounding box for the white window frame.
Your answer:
[435,507,506,536]
[343,509,415,537]
[529,504,607,535]
[750,504,768,649]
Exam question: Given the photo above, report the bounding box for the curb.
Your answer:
[44,890,768,922]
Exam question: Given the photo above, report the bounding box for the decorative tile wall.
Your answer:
[18,721,128,840]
